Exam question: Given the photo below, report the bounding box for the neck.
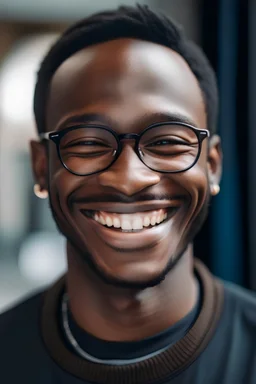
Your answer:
[66,244,198,342]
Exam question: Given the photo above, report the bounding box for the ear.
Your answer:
[207,134,222,188]
[30,140,48,191]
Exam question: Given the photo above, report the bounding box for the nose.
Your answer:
[98,145,161,196]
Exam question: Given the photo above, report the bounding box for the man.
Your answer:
[1,4,255,384]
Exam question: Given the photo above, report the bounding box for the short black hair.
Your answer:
[34,4,218,134]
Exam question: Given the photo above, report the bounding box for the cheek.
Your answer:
[184,164,209,219]
[187,142,209,199]
[172,159,209,221]
[48,143,63,177]
[48,143,79,191]
[186,165,208,195]
[48,145,78,213]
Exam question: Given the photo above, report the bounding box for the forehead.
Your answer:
[46,38,206,131]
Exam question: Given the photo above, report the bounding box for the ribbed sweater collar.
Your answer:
[41,259,224,384]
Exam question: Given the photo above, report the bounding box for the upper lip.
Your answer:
[78,200,182,214]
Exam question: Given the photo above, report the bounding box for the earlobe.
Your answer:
[207,134,223,194]
[30,140,48,193]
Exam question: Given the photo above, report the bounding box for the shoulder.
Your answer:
[0,289,57,381]
[0,291,43,330]
[0,290,45,354]
[222,280,256,326]
[223,280,256,306]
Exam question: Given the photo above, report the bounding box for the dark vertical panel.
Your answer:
[248,0,256,290]
[194,0,219,268]
[200,0,219,71]
[201,0,247,285]
[212,0,243,284]
[236,0,249,288]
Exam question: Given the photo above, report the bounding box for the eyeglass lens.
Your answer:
[58,124,199,175]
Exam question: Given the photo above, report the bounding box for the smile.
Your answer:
[81,208,177,232]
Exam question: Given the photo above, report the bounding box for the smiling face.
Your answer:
[31,38,222,289]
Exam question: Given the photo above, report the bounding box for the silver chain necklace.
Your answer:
[62,293,138,365]
[61,292,167,365]
[61,292,119,365]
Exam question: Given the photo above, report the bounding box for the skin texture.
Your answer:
[31,38,222,341]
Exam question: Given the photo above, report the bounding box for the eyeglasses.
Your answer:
[39,122,210,176]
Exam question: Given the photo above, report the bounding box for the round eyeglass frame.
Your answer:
[39,122,210,176]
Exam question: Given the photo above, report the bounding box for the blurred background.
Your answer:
[0,0,254,313]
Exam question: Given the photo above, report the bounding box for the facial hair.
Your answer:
[48,185,211,290]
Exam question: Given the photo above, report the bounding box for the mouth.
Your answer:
[80,207,178,233]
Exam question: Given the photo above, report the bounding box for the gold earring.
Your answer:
[33,184,48,199]
[211,184,220,196]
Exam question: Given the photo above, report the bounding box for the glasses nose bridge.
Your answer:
[117,132,142,158]
[118,132,140,142]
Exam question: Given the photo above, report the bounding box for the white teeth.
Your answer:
[106,216,113,227]
[100,216,106,225]
[113,217,121,228]
[121,220,132,230]
[143,216,151,227]
[92,209,170,231]
[156,215,161,224]
[150,216,157,226]
[132,217,143,230]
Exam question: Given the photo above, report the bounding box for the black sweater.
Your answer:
[0,260,256,384]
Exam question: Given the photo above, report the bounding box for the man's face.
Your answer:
[31,39,221,288]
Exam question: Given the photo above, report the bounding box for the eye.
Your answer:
[141,135,198,158]
[62,140,111,149]
[73,141,104,147]
[148,138,188,146]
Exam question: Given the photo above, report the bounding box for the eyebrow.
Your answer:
[56,111,200,131]
[145,112,199,127]
[56,113,112,131]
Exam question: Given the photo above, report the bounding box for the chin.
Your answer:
[79,247,186,290]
